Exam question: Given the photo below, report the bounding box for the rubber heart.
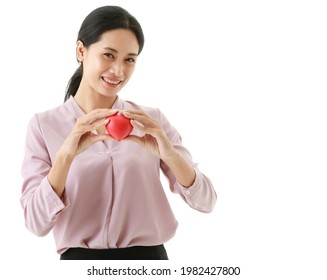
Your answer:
[105,113,133,141]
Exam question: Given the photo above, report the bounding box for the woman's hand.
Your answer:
[123,110,196,187]
[59,108,118,159]
[123,110,175,160]
[48,108,117,198]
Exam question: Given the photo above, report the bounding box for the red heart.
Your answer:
[105,113,133,141]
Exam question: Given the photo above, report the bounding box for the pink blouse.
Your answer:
[20,96,216,254]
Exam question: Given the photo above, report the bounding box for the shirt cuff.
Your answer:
[176,167,201,198]
[43,177,68,218]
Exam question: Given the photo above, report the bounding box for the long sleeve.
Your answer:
[20,115,67,236]
[158,109,217,213]
[19,97,215,254]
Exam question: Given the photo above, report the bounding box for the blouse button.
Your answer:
[185,190,191,195]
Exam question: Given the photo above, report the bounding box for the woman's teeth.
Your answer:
[103,77,121,85]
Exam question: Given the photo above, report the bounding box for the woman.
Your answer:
[20,6,217,260]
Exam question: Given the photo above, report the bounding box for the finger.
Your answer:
[77,117,109,134]
[91,117,110,130]
[83,108,119,125]
[130,119,145,130]
[88,133,114,145]
[76,109,117,132]
[124,109,148,115]
[124,134,143,145]
[123,111,151,124]
[126,112,162,136]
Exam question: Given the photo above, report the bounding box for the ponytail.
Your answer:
[64,64,83,102]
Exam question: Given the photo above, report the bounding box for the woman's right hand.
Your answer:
[59,108,118,159]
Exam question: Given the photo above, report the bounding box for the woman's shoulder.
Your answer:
[31,100,75,127]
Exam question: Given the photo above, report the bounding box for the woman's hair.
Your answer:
[64,6,144,102]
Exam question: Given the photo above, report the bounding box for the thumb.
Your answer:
[124,135,143,145]
[89,133,113,144]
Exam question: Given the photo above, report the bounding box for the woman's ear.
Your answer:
[76,40,85,62]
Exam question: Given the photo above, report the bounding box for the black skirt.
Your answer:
[60,244,168,260]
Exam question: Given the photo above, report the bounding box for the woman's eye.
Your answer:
[126,58,135,63]
[104,53,114,58]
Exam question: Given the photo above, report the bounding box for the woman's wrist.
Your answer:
[48,150,74,198]
[57,148,75,164]
[161,148,196,188]
[160,147,179,164]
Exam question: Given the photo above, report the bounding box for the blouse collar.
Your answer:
[65,95,124,120]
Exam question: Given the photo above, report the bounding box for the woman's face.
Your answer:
[77,29,139,98]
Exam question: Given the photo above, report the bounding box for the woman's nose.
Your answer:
[109,61,123,76]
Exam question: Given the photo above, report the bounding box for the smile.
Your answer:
[102,77,122,85]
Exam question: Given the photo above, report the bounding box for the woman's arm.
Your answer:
[159,147,196,188]
[47,151,74,198]
[47,108,118,197]
[21,109,117,236]
[123,109,217,212]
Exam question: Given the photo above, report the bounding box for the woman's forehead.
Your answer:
[94,29,139,54]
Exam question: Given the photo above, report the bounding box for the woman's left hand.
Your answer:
[123,110,175,160]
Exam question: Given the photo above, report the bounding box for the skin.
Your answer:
[48,29,195,198]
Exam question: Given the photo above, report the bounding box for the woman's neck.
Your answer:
[74,80,117,114]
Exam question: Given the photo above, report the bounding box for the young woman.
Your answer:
[20,5,217,260]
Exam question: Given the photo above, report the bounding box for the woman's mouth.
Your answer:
[102,77,122,86]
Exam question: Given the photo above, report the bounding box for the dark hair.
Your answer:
[64,6,144,102]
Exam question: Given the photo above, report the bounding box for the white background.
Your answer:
[1,0,326,279]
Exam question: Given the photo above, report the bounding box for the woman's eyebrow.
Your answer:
[103,47,138,56]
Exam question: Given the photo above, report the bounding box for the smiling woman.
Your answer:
[65,6,144,106]
[20,5,217,260]
[75,29,139,104]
